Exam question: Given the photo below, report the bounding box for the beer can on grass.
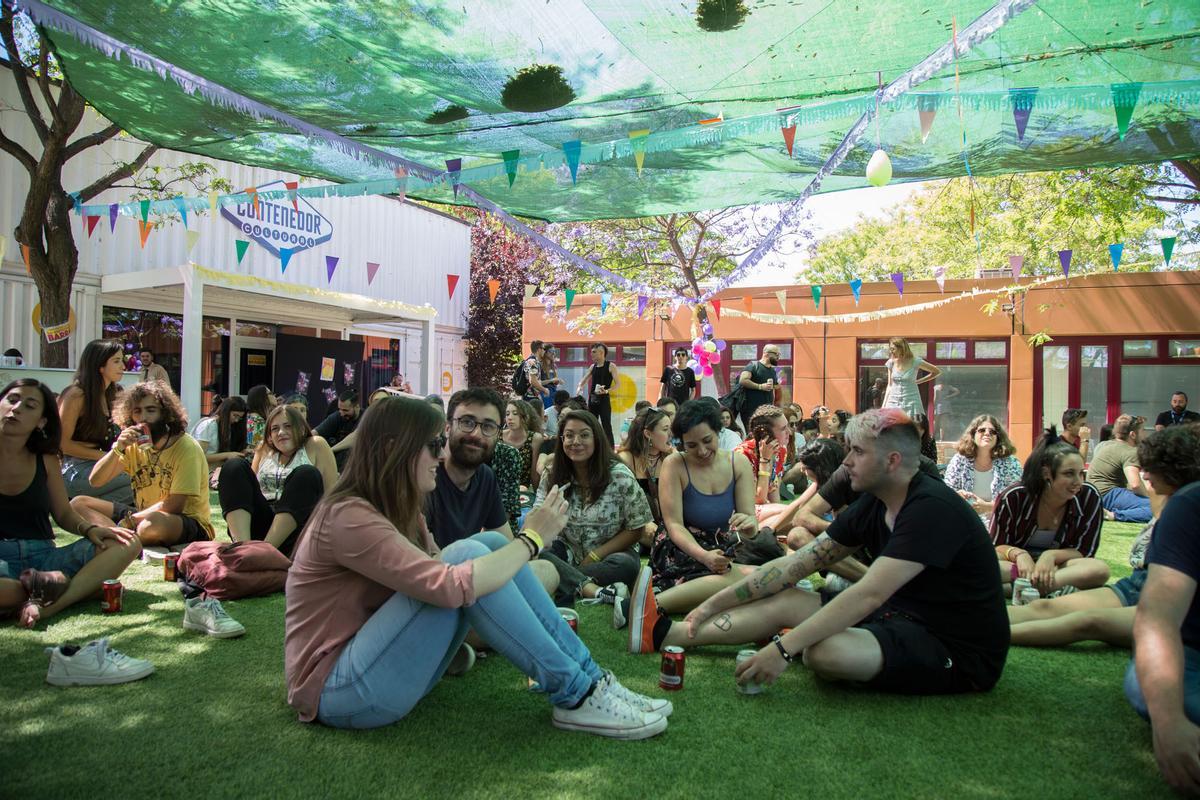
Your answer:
[1012,577,1033,606]
[1020,587,1041,606]
[735,649,764,695]
[163,553,179,582]
[659,646,685,691]
[557,607,578,632]
[101,579,122,613]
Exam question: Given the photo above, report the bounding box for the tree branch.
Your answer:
[0,125,37,173]
[1171,159,1200,191]
[0,8,48,143]
[78,144,159,203]
[63,123,121,161]
[36,41,62,127]
[1147,195,1200,205]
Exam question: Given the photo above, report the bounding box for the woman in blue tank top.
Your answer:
[647,400,759,613]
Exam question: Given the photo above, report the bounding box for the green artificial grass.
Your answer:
[0,504,1166,799]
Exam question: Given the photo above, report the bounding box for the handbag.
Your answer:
[177,540,292,600]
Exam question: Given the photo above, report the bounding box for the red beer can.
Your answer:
[659,645,686,691]
[136,423,152,447]
[101,579,123,613]
[164,553,179,582]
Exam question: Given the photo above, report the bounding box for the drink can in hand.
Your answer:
[137,423,152,446]
[1011,577,1033,606]
[659,646,685,691]
[736,649,764,694]
[1020,587,1041,606]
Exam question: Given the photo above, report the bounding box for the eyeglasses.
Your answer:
[562,431,594,444]
[975,427,998,436]
[451,416,501,438]
[426,434,447,457]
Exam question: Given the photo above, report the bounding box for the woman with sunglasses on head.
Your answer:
[0,379,141,629]
[285,396,669,738]
[617,408,675,549]
[944,414,1023,522]
[217,404,337,556]
[57,339,134,505]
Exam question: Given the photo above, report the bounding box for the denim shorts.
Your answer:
[0,538,96,580]
[1108,569,1148,607]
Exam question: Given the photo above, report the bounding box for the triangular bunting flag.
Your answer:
[524,283,537,300]
[502,150,520,188]
[1058,249,1073,278]
[445,159,461,198]
[279,247,294,273]
[810,285,822,309]
[138,220,154,249]
[1010,87,1037,142]
[890,273,904,296]
[1108,243,1124,271]
[849,278,862,305]
[711,299,721,320]
[393,167,408,203]
[108,204,118,232]
[235,239,249,264]
[1009,254,1024,280]
[775,290,787,314]
[918,109,937,144]
[172,196,188,227]
[564,289,576,313]
[186,230,200,253]
[636,295,649,318]
[630,130,650,177]
[285,181,299,211]
[20,243,30,274]
[366,262,381,285]
[781,125,797,157]
[741,295,753,315]
[208,190,218,212]
[319,255,335,282]
[600,292,611,315]
[447,274,460,299]
[244,187,258,214]
[85,215,100,238]
[138,199,150,222]
[1162,236,1176,266]
[562,140,582,184]
[1112,82,1142,141]
[487,279,500,304]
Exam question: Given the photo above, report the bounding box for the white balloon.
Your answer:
[866,148,892,187]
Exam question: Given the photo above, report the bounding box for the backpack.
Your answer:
[176,540,291,600]
[511,358,532,396]
[718,384,745,414]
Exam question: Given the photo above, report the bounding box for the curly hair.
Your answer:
[2,379,61,455]
[113,380,188,435]
[955,414,1016,460]
[798,438,845,486]
[507,398,544,435]
[1138,424,1200,493]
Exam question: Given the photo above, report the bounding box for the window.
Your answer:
[860,342,889,360]
[562,346,588,363]
[774,343,792,360]
[936,341,967,360]
[1123,340,1157,358]
[1169,340,1200,358]
[731,344,758,362]
[974,341,1006,359]
[930,366,1010,442]
[620,345,646,363]
[1121,365,1200,422]
[910,342,928,359]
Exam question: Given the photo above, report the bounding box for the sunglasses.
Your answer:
[426,433,447,457]
[976,427,998,435]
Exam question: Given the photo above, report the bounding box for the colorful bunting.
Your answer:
[20,243,30,273]
[1009,87,1037,142]
[244,187,258,214]
[325,256,339,283]
[849,278,862,305]
[933,266,947,293]
[1009,254,1024,280]
[1058,249,1072,278]
[698,111,724,125]
[918,108,937,144]
[781,125,797,158]
[445,159,462,197]
[138,199,150,222]
[711,298,721,320]
[775,290,787,314]
[1112,82,1141,141]
[137,220,154,249]
[186,230,200,253]
[109,203,118,232]
[1108,243,1124,271]
[207,191,218,212]
[562,140,582,184]
[285,180,299,211]
[366,261,381,285]
[172,196,188,227]
[810,285,822,309]
[636,295,649,318]
[85,215,100,238]
[393,167,408,203]
[447,274,460,299]
[564,289,577,313]
[890,272,904,296]
[487,278,500,304]
[502,150,520,188]
[1162,236,1176,266]
[524,283,536,300]
[235,239,249,264]
[279,247,294,273]
[742,295,753,315]
[600,292,611,314]
[630,130,650,177]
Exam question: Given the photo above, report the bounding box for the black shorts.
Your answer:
[856,610,978,695]
[109,502,209,544]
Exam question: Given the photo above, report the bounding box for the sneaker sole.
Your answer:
[627,567,653,654]
[183,619,246,639]
[552,712,668,740]
[612,585,629,630]
[46,664,155,686]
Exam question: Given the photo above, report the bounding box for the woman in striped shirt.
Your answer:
[990,430,1109,599]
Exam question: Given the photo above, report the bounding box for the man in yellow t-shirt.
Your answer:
[72,380,213,546]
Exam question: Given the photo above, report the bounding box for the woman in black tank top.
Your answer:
[577,343,618,447]
[0,379,141,628]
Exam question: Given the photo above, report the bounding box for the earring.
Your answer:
[35,427,47,439]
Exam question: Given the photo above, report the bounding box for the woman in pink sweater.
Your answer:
[284,395,670,739]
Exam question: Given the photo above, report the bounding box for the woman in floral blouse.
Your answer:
[534,410,653,613]
[944,414,1023,523]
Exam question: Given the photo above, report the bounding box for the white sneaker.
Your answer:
[183,597,246,638]
[45,639,154,686]
[599,670,673,717]
[552,679,668,740]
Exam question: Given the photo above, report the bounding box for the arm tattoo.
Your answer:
[786,534,852,581]
[714,613,732,631]
[734,583,752,601]
[752,567,782,593]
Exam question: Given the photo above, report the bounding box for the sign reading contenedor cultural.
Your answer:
[220,180,333,257]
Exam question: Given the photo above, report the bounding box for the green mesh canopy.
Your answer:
[33,0,1200,221]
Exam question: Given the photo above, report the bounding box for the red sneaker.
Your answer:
[627,566,661,654]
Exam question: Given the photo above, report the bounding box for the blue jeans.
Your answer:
[317,531,602,730]
[1125,645,1200,723]
[0,538,96,580]
[1101,487,1152,523]
[62,457,134,506]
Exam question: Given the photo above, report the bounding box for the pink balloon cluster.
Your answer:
[688,335,726,378]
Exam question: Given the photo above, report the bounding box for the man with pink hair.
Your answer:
[626,408,1010,696]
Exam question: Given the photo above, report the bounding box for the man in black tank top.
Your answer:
[577,344,618,447]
